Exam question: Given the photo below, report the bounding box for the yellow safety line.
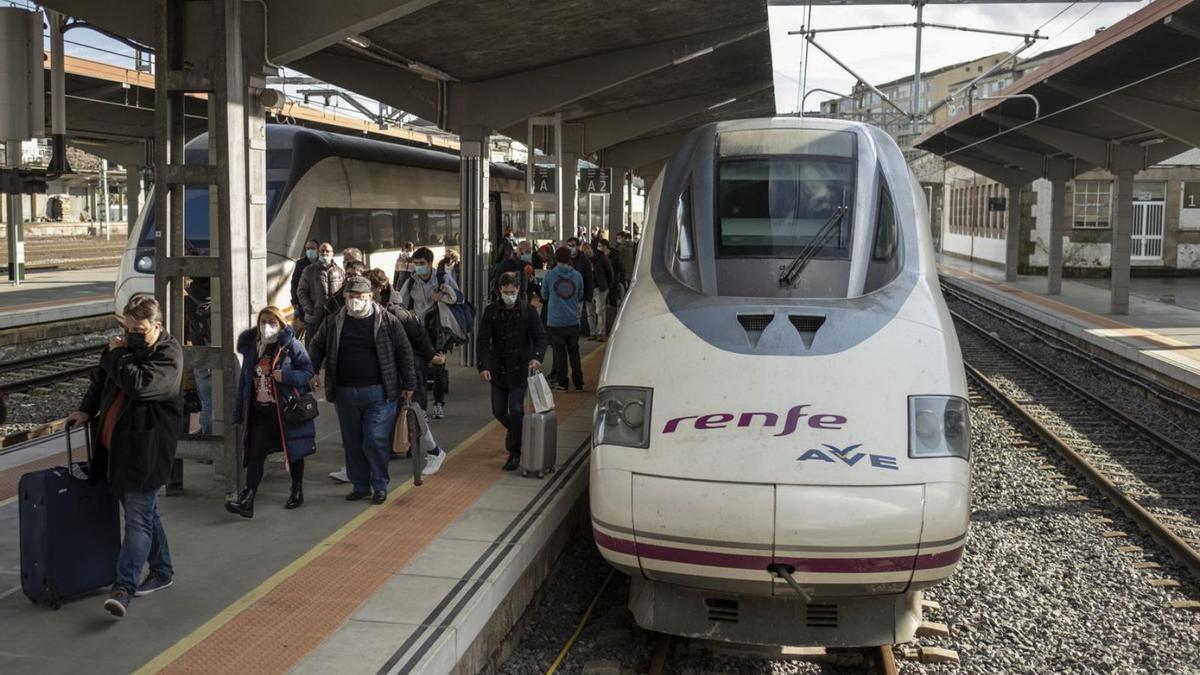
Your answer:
[138,347,606,674]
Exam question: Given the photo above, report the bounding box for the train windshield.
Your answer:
[715,128,856,258]
[136,182,284,254]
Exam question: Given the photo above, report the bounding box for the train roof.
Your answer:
[183,124,524,180]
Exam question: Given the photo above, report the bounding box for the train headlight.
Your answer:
[134,249,155,274]
[908,395,970,460]
[594,387,652,449]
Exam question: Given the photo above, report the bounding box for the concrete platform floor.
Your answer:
[0,339,603,675]
[0,267,116,329]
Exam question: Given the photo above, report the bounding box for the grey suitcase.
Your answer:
[520,409,557,478]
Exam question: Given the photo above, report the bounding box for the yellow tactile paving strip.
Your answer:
[940,265,1200,365]
[144,349,604,675]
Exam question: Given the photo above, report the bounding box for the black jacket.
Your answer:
[290,256,314,321]
[476,300,548,389]
[380,289,435,363]
[588,251,614,292]
[308,303,417,403]
[78,333,184,493]
[569,253,595,298]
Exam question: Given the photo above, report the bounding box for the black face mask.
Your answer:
[125,332,148,350]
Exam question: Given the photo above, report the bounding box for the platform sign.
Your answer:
[532,166,556,194]
[578,168,611,194]
[1183,182,1200,209]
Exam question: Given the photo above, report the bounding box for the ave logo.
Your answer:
[797,443,899,470]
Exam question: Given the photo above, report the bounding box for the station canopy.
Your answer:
[914,0,1200,183]
[41,0,778,169]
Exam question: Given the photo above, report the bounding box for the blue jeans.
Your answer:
[334,384,397,493]
[115,490,173,595]
[195,368,213,434]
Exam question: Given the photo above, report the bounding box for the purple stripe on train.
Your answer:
[593,528,962,573]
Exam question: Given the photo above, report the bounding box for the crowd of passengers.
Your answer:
[65,227,637,619]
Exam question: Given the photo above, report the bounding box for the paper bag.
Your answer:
[528,372,555,413]
[392,404,411,456]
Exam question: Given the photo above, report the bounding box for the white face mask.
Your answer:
[319,254,333,265]
[347,297,371,317]
[260,323,280,343]
[415,264,430,278]
[501,292,518,306]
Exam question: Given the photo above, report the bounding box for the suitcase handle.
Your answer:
[64,420,92,468]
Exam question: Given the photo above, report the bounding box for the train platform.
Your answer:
[0,341,605,675]
[937,255,1200,393]
[0,267,117,330]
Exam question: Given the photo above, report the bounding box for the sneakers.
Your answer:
[329,467,350,483]
[135,572,173,597]
[422,449,445,476]
[431,402,445,419]
[104,588,130,618]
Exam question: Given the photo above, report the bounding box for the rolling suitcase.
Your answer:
[19,423,121,609]
[520,409,557,479]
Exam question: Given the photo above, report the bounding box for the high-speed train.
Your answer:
[591,118,969,648]
[115,125,536,315]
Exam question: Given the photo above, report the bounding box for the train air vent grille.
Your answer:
[705,598,739,623]
[805,604,838,628]
[737,314,774,347]
[788,315,826,349]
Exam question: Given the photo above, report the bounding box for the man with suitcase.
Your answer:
[477,272,548,471]
[65,295,183,618]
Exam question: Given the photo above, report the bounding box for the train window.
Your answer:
[370,210,396,250]
[137,186,215,254]
[674,185,695,261]
[397,210,422,245]
[717,157,853,258]
[873,183,898,261]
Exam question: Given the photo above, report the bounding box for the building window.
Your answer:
[1072,181,1112,228]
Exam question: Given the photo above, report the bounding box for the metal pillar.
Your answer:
[459,125,490,368]
[1004,183,1022,282]
[1111,169,1135,314]
[100,159,110,240]
[5,140,23,284]
[562,152,579,239]
[127,166,141,235]
[608,168,625,240]
[48,10,69,174]
[911,1,925,132]
[156,0,263,492]
[1048,176,1066,295]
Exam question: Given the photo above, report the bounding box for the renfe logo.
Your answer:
[662,404,847,438]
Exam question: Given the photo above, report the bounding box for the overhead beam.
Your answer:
[267,0,445,65]
[1147,138,1193,165]
[448,22,766,131]
[580,83,770,155]
[1045,81,1200,149]
[947,153,1037,186]
[946,132,1044,175]
[42,0,154,45]
[603,130,691,170]
[290,50,439,123]
[982,114,1109,167]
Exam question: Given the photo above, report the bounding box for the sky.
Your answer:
[770,1,1152,114]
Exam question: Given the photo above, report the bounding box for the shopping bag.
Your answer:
[528,372,555,413]
[392,403,411,456]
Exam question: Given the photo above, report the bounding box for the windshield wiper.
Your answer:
[778,206,847,288]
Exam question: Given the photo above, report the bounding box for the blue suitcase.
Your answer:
[19,424,121,608]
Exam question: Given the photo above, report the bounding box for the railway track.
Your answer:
[0,344,103,395]
[953,310,1200,582]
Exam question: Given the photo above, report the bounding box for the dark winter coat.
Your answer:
[476,300,548,389]
[290,255,314,321]
[569,252,595,298]
[382,289,434,409]
[232,326,317,463]
[587,251,614,293]
[78,333,184,493]
[307,303,417,403]
[297,260,345,326]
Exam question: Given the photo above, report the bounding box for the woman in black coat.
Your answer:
[225,306,317,518]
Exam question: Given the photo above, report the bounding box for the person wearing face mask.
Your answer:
[564,236,595,335]
[225,307,317,518]
[397,247,463,420]
[580,242,614,342]
[478,272,548,471]
[297,242,346,346]
[321,259,367,322]
[540,247,586,392]
[308,276,417,503]
[393,241,416,289]
[65,295,183,619]
[290,239,320,331]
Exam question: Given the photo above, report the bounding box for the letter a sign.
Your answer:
[533,166,557,194]
[577,168,612,194]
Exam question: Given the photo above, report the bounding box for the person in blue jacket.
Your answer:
[226,306,317,518]
[540,247,586,392]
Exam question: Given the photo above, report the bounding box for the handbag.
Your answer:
[282,388,320,425]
